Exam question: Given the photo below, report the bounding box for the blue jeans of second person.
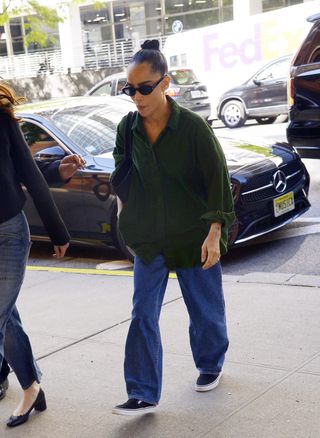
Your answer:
[124,254,228,404]
[0,212,41,390]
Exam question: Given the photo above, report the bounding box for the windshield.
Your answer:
[168,69,199,85]
[49,105,122,156]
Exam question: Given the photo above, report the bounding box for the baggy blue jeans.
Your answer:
[124,254,228,404]
[0,212,41,390]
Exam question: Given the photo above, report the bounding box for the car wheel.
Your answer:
[255,116,277,125]
[111,206,134,262]
[221,100,247,128]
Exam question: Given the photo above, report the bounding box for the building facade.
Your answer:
[0,0,313,56]
[0,0,315,76]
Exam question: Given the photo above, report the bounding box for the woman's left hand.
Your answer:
[53,243,70,258]
[201,222,222,270]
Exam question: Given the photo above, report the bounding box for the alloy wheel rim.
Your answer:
[224,104,241,126]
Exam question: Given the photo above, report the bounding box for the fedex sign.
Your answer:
[203,19,307,71]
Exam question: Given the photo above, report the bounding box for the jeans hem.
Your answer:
[128,393,158,405]
[198,368,223,375]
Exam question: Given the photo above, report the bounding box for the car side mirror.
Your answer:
[34,146,66,162]
[253,78,261,86]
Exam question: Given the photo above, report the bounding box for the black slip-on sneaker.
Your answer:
[112,398,157,416]
[195,373,221,392]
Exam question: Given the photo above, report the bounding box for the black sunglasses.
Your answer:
[122,76,165,97]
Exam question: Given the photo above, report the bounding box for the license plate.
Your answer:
[273,191,295,217]
[190,90,205,99]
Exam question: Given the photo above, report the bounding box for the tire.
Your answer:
[255,116,277,125]
[111,206,134,262]
[221,100,247,128]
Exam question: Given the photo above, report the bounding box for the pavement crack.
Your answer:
[199,349,320,437]
[35,295,182,362]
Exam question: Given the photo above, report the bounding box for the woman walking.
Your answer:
[0,83,70,427]
[112,40,235,415]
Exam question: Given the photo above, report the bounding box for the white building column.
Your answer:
[233,0,263,20]
[3,21,13,57]
[57,2,85,73]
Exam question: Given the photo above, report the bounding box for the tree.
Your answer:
[0,1,62,47]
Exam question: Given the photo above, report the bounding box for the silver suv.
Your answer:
[86,69,211,121]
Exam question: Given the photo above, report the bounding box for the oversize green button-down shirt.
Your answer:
[113,97,235,269]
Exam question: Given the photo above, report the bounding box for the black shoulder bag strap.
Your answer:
[123,111,135,161]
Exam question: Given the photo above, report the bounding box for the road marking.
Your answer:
[26,265,177,279]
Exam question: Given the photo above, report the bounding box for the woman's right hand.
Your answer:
[53,243,69,258]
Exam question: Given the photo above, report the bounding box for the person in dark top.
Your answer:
[0,153,85,402]
[0,83,70,428]
[112,40,235,416]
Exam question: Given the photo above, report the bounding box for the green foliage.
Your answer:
[0,0,61,47]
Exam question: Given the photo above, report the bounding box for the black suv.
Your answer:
[287,13,320,158]
[217,55,291,128]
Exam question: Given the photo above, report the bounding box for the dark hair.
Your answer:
[131,39,168,76]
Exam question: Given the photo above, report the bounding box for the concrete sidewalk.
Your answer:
[1,269,320,438]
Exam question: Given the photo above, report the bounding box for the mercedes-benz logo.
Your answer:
[273,170,287,193]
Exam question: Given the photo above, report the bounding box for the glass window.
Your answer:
[168,69,198,85]
[91,81,113,96]
[165,9,220,34]
[20,122,60,156]
[255,57,290,81]
[310,48,320,64]
[50,106,117,156]
[263,0,303,12]
[116,78,127,95]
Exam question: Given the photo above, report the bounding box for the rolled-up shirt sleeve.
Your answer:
[195,121,236,231]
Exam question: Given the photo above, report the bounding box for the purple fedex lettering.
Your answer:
[203,24,262,70]
[203,33,219,70]
[219,42,238,68]
[239,24,261,64]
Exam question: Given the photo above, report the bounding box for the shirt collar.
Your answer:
[131,95,181,133]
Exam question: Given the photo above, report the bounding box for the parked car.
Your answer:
[217,55,291,128]
[17,96,310,260]
[287,13,320,158]
[86,69,212,122]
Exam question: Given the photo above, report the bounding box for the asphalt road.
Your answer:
[29,117,320,276]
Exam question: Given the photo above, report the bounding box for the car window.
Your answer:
[255,58,290,81]
[50,106,117,156]
[309,47,320,63]
[116,79,127,95]
[168,69,199,85]
[20,121,61,157]
[91,81,112,97]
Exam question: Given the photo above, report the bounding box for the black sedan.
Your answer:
[17,96,310,260]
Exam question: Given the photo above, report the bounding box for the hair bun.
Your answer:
[141,39,160,51]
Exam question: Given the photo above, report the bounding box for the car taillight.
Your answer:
[166,87,180,97]
[287,75,294,107]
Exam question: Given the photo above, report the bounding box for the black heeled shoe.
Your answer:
[6,388,47,428]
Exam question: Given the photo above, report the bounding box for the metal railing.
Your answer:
[0,35,167,80]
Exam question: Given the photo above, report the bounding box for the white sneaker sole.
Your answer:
[112,405,157,416]
[195,373,222,392]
